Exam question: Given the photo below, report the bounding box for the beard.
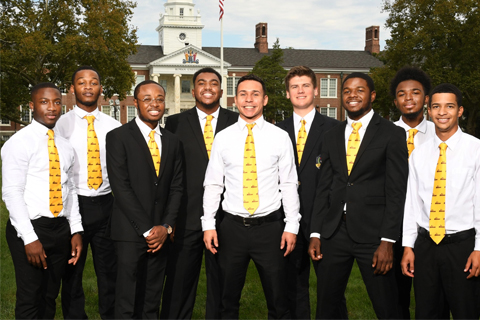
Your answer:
[74,90,100,107]
[195,97,220,110]
[402,108,424,120]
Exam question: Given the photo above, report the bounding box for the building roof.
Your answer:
[128,45,383,69]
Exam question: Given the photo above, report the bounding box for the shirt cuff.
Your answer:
[310,232,320,239]
[69,221,84,235]
[143,228,153,238]
[22,230,39,246]
[201,218,216,231]
[381,237,396,243]
[402,235,416,248]
[284,221,299,235]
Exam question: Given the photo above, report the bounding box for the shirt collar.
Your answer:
[135,117,161,138]
[397,116,428,134]
[237,116,265,131]
[196,107,220,120]
[434,127,462,152]
[293,108,316,125]
[30,118,54,136]
[74,106,100,120]
[347,108,374,129]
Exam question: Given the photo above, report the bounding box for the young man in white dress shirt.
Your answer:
[202,74,301,319]
[2,83,83,319]
[56,66,120,319]
[401,83,480,319]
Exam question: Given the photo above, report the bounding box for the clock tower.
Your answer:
[156,0,204,55]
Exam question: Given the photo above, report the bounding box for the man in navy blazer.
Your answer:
[106,80,182,319]
[309,73,408,319]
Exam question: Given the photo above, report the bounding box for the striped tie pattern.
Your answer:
[407,129,418,158]
[85,115,102,190]
[204,115,214,158]
[48,130,63,217]
[148,130,161,176]
[297,120,307,164]
[429,143,447,244]
[346,122,362,175]
[243,124,259,215]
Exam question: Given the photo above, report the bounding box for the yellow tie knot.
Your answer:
[47,129,55,139]
[301,119,306,126]
[206,115,214,122]
[149,130,156,140]
[352,122,362,132]
[439,142,447,153]
[85,115,96,124]
[407,129,419,157]
[408,128,418,137]
[246,123,256,131]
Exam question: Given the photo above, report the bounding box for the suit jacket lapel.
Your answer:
[216,108,230,133]
[158,128,169,181]
[129,120,157,176]
[351,112,380,174]
[283,117,299,166]
[186,108,209,161]
[299,112,324,173]
[336,121,348,178]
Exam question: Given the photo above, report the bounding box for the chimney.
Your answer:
[364,26,380,54]
[254,22,268,53]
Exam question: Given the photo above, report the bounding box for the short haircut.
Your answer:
[389,66,432,97]
[343,72,375,92]
[133,80,165,100]
[284,66,317,91]
[31,82,61,99]
[429,83,462,107]
[193,67,222,86]
[71,65,102,85]
[236,74,266,95]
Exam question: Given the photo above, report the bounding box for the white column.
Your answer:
[174,74,182,113]
[151,73,160,83]
[222,75,228,108]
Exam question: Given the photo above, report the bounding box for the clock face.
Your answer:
[179,33,186,41]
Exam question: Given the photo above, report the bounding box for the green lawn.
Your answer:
[0,160,414,319]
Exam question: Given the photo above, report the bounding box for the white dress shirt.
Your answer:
[293,108,316,141]
[56,106,121,197]
[2,119,83,245]
[197,107,220,134]
[202,116,301,234]
[403,129,480,251]
[394,117,435,149]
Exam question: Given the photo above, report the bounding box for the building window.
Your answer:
[2,135,11,141]
[131,74,145,95]
[164,108,169,115]
[62,105,67,115]
[160,80,167,93]
[127,106,137,122]
[181,80,190,93]
[179,8,184,17]
[227,106,239,113]
[227,77,240,96]
[320,78,337,98]
[320,107,337,119]
[21,107,32,123]
[101,105,119,121]
[1,117,10,125]
[101,105,111,116]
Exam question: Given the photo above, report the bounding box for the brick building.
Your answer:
[0,0,382,140]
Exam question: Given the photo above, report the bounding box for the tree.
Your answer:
[371,0,480,137]
[0,0,138,125]
[250,38,291,123]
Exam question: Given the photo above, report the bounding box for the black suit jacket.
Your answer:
[277,111,339,237]
[106,119,183,242]
[165,107,238,231]
[310,112,408,243]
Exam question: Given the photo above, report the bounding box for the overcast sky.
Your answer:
[131,0,391,51]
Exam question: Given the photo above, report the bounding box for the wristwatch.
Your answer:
[162,224,173,234]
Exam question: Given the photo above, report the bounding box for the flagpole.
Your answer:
[219,0,225,107]
[220,16,224,97]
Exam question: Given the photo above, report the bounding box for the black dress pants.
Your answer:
[6,217,71,319]
[61,194,117,319]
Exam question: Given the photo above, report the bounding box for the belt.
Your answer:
[418,227,475,245]
[225,209,284,227]
[78,193,112,203]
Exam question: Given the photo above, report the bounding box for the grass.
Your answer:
[0,159,415,319]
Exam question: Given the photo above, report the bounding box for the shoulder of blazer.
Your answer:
[276,116,293,130]
[315,112,340,130]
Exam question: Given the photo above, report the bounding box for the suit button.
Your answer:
[347,183,353,187]
[154,182,158,186]
[155,201,158,205]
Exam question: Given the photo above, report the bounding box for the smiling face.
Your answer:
[234,80,268,123]
[192,72,223,113]
[134,83,166,129]
[342,77,376,121]
[428,92,463,141]
[30,87,62,129]
[286,75,318,114]
[71,69,102,112]
[394,79,428,122]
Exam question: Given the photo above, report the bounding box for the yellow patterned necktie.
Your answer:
[346,122,362,175]
[148,130,161,176]
[85,115,102,190]
[48,130,63,217]
[204,115,214,158]
[429,142,447,244]
[297,119,307,164]
[243,123,259,215]
[407,129,418,158]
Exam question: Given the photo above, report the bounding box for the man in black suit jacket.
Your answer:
[106,80,182,319]
[308,73,408,319]
[277,66,341,319]
[161,67,238,319]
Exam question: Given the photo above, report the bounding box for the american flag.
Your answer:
[219,0,224,20]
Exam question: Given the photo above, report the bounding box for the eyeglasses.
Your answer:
[141,97,165,105]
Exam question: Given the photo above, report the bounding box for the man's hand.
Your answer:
[401,247,415,278]
[464,250,480,279]
[68,233,83,265]
[308,237,322,261]
[203,230,218,254]
[372,241,394,275]
[145,225,168,253]
[280,232,296,257]
[25,240,47,269]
